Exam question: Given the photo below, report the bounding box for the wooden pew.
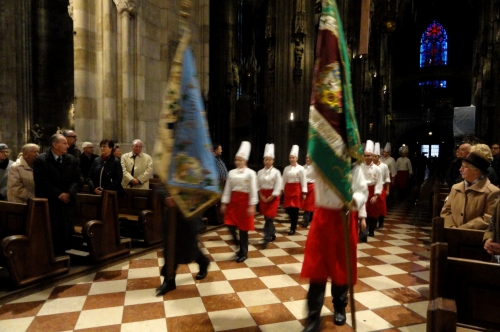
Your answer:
[0,199,70,287]
[118,186,162,246]
[427,242,500,331]
[74,190,131,262]
[431,217,491,262]
[432,181,449,218]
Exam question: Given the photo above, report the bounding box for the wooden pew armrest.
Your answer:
[83,220,104,237]
[139,210,153,223]
[2,235,29,257]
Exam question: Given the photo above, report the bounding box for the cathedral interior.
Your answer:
[2,0,499,167]
[1,0,500,331]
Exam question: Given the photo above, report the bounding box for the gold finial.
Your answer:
[180,0,193,19]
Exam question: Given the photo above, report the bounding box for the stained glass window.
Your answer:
[419,21,448,88]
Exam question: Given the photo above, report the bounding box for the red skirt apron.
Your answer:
[224,191,254,231]
[301,208,358,285]
[301,183,315,212]
[259,189,280,218]
[284,182,302,208]
[377,188,387,217]
[395,170,409,189]
[366,185,382,218]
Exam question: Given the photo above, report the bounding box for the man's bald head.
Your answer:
[458,143,471,158]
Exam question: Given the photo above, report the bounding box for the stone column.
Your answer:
[115,0,135,143]
[103,0,117,139]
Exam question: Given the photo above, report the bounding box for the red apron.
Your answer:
[259,189,280,218]
[284,182,302,208]
[395,170,409,189]
[224,191,254,231]
[366,185,382,218]
[301,208,358,285]
[377,188,387,217]
[301,183,315,212]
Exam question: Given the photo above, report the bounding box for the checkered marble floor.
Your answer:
[0,202,430,332]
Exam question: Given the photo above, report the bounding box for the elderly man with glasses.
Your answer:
[0,143,14,200]
[441,144,500,229]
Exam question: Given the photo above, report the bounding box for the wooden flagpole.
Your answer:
[342,207,357,330]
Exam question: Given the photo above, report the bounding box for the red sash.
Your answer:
[301,183,315,212]
[284,182,302,208]
[224,191,254,231]
[395,170,409,189]
[259,189,280,218]
[301,208,358,285]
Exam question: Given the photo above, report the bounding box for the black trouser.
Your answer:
[378,215,385,228]
[238,231,248,258]
[367,216,377,235]
[263,216,276,241]
[307,282,348,319]
[286,207,299,230]
[303,211,313,226]
[227,225,240,246]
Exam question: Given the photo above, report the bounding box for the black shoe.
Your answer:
[368,231,374,237]
[196,261,210,280]
[302,222,309,228]
[262,239,269,249]
[156,279,176,296]
[236,255,247,263]
[271,234,276,241]
[334,309,346,326]
[288,229,295,235]
[302,317,320,332]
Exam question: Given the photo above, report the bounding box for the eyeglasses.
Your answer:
[66,136,77,138]
[0,150,8,154]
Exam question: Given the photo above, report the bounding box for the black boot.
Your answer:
[302,211,311,228]
[195,252,210,280]
[236,231,248,263]
[287,207,299,235]
[378,216,385,229]
[262,217,276,249]
[303,282,325,332]
[227,225,240,246]
[367,217,376,237]
[156,278,176,296]
[332,285,348,326]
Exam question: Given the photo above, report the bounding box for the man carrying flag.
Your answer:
[301,0,367,330]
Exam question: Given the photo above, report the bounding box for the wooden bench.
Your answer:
[117,186,163,246]
[432,181,449,218]
[74,190,131,263]
[431,217,491,262]
[0,198,70,287]
[427,242,500,331]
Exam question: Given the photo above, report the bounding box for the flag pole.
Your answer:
[342,207,356,331]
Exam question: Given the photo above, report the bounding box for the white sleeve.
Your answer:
[281,166,289,190]
[249,171,259,205]
[221,171,232,204]
[351,165,368,218]
[374,168,384,195]
[300,168,307,193]
[272,171,282,197]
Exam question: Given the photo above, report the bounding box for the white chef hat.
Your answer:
[364,140,374,154]
[401,146,409,154]
[289,145,299,158]
[384,143,391,152]
[263,143,275,159]
[374,142,381,156]
[236,141,251,160]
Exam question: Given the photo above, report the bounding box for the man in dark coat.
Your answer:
[33,134,81,255]
[156,185,210,296]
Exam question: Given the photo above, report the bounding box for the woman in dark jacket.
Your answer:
[87,139,124,195]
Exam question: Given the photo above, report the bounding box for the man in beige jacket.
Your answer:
[441,144,500,229]
[121,139,153,189]
[7,143,40,203]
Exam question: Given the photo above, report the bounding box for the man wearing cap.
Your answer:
[441,144,500,229]
[121,139,153,189]
[33,134,81,255]
[7,144,39,203]
[373,143,391,229]
[80,142,98,181]
[257,143,282,248]
[0,143,14,200]
[282,145,307,235]
[395,147,413,199]
[221,141,258,263]
[360,140,384,236]
[62,130,81,163]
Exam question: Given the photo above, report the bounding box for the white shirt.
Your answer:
[360,162,383,194]
[396,157,413,174]
[381,156,397,177]
[257,166,282,197]
[221,167,258,205]
[377,162,391,184]
[282,165,307,193]
[307,164,368,218]
[304,164,316,183]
